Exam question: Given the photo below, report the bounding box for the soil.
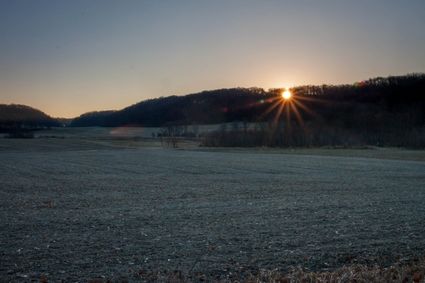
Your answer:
[1,138,425,281]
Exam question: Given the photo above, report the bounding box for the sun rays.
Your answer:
[256,87,321,130]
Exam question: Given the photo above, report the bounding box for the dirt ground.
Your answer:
[1,137,425,282]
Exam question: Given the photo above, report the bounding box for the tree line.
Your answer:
[202,74,425,147]
[2,74,424,146]
[71,74,425,130]
[0,104,61,133]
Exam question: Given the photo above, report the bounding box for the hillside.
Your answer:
[0,104,61,132]
[70,74,425,147]
[70,88,272,127]
[71,74,425,127]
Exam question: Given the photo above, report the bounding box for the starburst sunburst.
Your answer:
[257,87,320,129]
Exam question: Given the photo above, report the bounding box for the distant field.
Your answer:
[33,124,262,139]
[1,134,425,281]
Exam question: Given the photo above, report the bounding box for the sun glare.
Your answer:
[282,89,292,100]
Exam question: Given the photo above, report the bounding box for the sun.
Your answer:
[282,89,292,100]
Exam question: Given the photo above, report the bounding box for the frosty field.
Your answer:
[1,137,425,281]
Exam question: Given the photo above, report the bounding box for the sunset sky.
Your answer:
[1,0,425,118]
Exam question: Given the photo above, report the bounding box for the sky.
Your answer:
[1,0,425,118]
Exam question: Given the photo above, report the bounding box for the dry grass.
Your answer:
[242,263,425,283]
[128,259,425,283]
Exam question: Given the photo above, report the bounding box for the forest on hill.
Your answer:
[71,74,425,128]
[1,74,424,147]
[69,74,425,147]
[0,104,61,133]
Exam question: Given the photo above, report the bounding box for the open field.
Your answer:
[1,135,425,281]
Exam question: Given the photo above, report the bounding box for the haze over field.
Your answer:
[1,0,425,117]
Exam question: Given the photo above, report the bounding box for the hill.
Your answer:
[70,74,425,147]
[71,74,425,127]
[0,104,61,132]
[70,88,272,127]
[69,110,116,127]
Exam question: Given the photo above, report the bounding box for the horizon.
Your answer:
[1,73,422,119]
[1,0,425,118]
